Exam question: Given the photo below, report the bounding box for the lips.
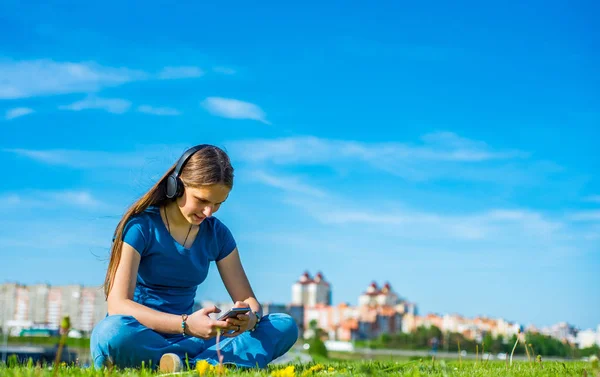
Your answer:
[193,214,205,222]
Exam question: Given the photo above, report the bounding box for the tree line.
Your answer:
[354,325,600,359]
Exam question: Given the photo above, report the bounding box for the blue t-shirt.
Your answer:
[121,205,236,315]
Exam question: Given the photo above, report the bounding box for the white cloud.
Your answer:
[2,148,151,168]
[158,66,204,79]
[5,107,34,120]
[231,134,527,166]
[0,59,147,99]
[568,211,600,222]
[245,170,327,198]
[228,134,537,183]
[59,96,131,114]
[52,190,104,208]
[1,190,104,210]
[137,105,181,116]
[0,59,213,99]
[202,97,270,124]
[286,193,585,251]
[228,133,569,186]
[244,167,578,248]
[213,66,236,75]
[420,131,528,160]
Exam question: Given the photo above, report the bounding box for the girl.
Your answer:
[90,144,298,371]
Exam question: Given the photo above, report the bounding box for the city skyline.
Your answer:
[1,0,598,332]
[2,270,597,334]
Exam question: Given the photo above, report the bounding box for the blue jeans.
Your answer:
[90,313,298,370]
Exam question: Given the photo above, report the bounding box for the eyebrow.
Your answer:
[194,196,227,204]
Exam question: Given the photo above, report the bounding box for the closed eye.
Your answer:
[195,197,226,205]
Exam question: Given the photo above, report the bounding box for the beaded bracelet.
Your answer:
[250,311,261,332]
[181,314,188,336]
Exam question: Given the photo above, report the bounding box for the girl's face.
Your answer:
[177,184,230,225]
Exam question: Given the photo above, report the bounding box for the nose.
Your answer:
[203,205,214,218]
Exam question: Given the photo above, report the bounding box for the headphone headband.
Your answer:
[166,144,210,199]
[172,144,210,180]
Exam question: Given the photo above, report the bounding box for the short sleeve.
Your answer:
[215,220,237,262]
[122,216,148,256]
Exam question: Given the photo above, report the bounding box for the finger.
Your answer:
[226,318,243,326]
[236,314,250,321]
[223,326,243,337]
[212,319,230,329]
[202,305,221,315]
[234,301,250,308]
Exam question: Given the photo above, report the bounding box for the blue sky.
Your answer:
[1,1,599,331]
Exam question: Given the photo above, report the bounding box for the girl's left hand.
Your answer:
[223,301,257,337]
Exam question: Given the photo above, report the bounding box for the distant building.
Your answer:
[541,322,578,344]
[0,282,107,335]
[304,303,359,341]
[358,281,418,315]
[28,284,50,323]
[576,327,599,348]
[358,282,399,307]
[355,305,402,340]
[291,271,331,307]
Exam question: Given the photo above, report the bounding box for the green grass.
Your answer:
[0,359,597,376]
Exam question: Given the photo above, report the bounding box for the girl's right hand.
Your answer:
[185,306,232,339]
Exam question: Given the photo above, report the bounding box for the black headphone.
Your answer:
[165,144,210,199]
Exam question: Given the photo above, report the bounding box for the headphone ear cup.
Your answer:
[174,177,184,198]
[166,174,178,199]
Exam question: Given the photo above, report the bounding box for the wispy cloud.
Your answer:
[1,190,105,210]
[568,211,600,222]
[5,107,34,120]
[213,66,236,75]
[3,148,150,168]
[312,205,563,241]
[0,59,146,99]
[137,105,181,116]
[244,165,594,261]
[0,217,113,250]
[202,97,270,124]
[2,144,186,170]
[229,133,537,183]
[244,170,327,198]
[281,192,597,263]
[59,96,132,114]
[0,59,212,99]
[158,66,204,79]
[232,133,527,164]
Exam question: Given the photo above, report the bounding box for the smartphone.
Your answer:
[217,307,251,321]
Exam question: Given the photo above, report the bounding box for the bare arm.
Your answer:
[106,241,184,334]
[217,247,262,316]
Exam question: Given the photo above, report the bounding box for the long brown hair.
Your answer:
[103,145,234,299]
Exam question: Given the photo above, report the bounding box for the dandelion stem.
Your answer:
[509,333,520,367]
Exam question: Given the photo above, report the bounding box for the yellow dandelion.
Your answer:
[271,365,296,377]
[310,364,325,373]
[301,364,327,376]
[328,367,335,373]
[196,360,215,376]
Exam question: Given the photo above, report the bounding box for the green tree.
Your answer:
[307,319,328,358]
